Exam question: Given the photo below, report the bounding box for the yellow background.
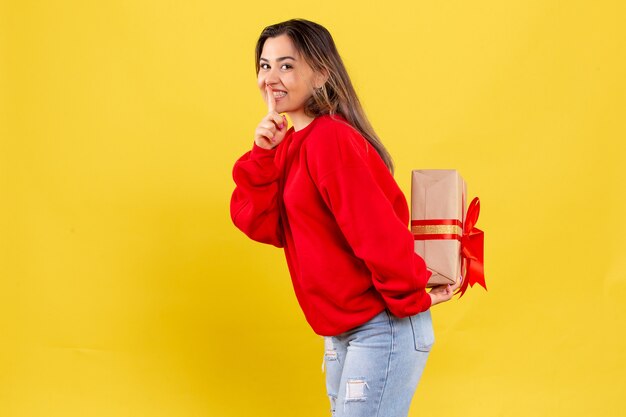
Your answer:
[1,1,625,416]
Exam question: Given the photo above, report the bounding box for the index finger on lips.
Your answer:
[266,84,276,113]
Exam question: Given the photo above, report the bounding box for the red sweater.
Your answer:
[230,114,432,336]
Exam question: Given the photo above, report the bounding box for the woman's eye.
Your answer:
[259,63,292,70]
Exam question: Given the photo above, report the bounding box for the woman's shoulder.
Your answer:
[306,114,366,151]
[312,114,360,136]
[304,114,370,170]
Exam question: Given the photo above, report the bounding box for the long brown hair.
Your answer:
[255,19,395,175]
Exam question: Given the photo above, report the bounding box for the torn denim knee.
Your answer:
[346,378,368,402]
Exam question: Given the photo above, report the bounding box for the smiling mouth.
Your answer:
[273,91,287,99]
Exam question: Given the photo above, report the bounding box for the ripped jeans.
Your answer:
[322,309,434,417]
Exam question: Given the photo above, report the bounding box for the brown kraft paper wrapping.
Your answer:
[411,170,467,287]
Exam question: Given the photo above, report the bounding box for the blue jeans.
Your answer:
[322,309,434,417]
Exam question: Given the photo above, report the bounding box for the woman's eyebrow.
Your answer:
[260,56,297,62]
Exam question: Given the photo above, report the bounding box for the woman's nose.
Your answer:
[263,67,280,86]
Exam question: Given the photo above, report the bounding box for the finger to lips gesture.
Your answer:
[254,84,288,149]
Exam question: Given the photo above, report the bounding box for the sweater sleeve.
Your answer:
[307,126,432,316]
[230,142,284,248]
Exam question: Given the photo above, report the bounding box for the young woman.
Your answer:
[230,18,460,417]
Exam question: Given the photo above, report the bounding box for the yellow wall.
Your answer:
[1,1,625,416]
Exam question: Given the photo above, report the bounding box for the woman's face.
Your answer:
[257,34,322,116]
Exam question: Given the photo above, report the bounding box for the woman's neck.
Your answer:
[287,111,315,132]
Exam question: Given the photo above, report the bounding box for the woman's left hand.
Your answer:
[428,276,462,306]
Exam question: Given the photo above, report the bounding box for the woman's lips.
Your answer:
[273,90,287,100]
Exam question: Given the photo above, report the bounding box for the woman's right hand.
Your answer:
[254,84,289,150]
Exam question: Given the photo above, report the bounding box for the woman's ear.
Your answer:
[314,68,330,89]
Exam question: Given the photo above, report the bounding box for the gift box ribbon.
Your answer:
[411,197,486,297]
[458,197,486,297]
[411,219,463,241]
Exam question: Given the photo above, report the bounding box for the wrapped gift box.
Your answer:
[411,170,466,287]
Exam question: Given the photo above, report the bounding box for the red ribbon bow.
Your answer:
[456,197,486,297]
